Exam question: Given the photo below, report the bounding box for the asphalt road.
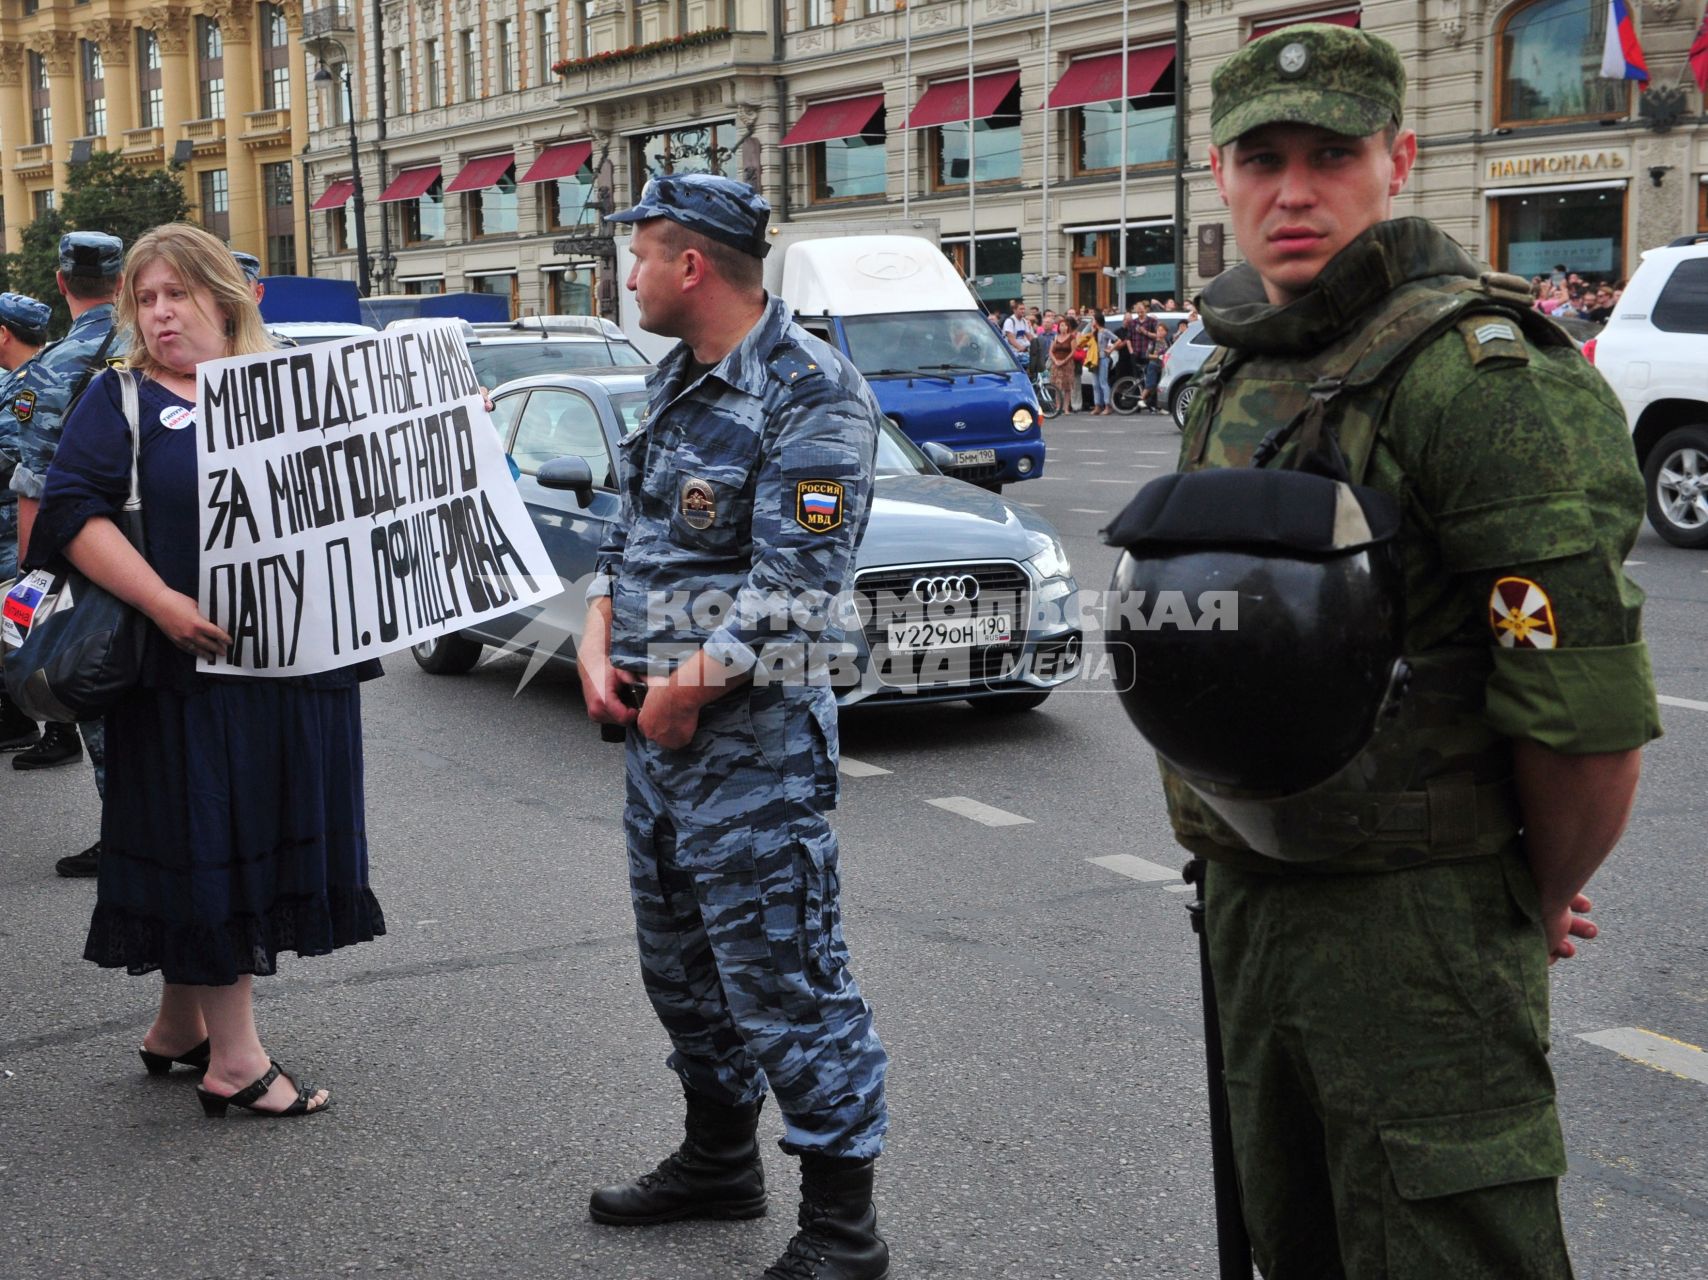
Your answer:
[2,405,1705,1279]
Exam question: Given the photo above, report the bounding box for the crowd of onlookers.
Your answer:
[988,297,1199,414]
[1530,265,1621,324]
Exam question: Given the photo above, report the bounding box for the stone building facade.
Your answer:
[303,0,1708,317]
[0,0,312,272]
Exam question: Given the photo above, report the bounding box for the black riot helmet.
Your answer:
[1103,466,1406,798]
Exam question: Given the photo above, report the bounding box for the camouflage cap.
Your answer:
[58,230,125,278]
[232,250,262,283]
[605,172,772,260]
[0,291,51,343]
[1210,23,1405,148]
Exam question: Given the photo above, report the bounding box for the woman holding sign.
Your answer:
[24,223,384,1119]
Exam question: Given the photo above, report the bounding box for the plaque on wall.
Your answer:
[1197,223,1224,279]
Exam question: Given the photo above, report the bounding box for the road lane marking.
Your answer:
[1087,477,1145,484]
[1623,560,1645,566]
[1578,1028,1708,1085]
[1133,450,1173,454]
[1089,854,1181,882]
[928,796,1033,827]
[1076,448,1109,453]
[1164,884,1197,893]
[1659,695,1708,713]
[1068,508,1109,515]
[839,756,892,778]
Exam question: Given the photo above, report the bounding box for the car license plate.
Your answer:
[953,448,997,467]
[887,614,1012,653]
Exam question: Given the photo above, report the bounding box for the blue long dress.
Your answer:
[27,369,385,985]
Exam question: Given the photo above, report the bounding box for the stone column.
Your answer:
[204,1,260,254]
[284,0,308,275]
[99,21,138,152]
[36,31,79,195]
[153,8,196,162]
[0,43,30,253]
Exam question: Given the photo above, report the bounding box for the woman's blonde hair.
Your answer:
[116,223,273,378]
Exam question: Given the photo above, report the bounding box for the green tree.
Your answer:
[0,151,196,338]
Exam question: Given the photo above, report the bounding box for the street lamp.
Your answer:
[313,56,370,296]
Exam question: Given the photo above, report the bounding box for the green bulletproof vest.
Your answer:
[1161,219,1574,874]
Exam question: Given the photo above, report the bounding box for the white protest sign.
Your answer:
[195,320,561,676]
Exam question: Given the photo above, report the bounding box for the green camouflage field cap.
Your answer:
[1210,23,1405,147]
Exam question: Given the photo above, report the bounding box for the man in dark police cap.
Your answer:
[580,172,891,1279]
[1107,22,1660,1277]
[0,290,52,751]
[5,230,126,870]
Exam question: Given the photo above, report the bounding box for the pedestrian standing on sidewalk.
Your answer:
[581,173,891,1280]
[6,233,127,874]
[0,291,51,753]
[24,222,385,1116]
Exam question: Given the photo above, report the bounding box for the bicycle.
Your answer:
[1110,375,1147,416]
[1032,370,1064,419]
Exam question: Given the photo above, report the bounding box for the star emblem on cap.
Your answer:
[1278,42,1310,76]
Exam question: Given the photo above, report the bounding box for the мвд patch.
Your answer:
[795,480,844,533]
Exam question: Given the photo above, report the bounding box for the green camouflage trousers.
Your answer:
[1204,848,1574,1280]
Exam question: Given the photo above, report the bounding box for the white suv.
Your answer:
[1586,235,1708,548]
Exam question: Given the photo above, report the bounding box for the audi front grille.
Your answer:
[852,560,1032,694]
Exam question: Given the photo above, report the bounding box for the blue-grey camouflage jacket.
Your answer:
[0,365,21,503]
[4,303,122,500]
[590,294,881,679]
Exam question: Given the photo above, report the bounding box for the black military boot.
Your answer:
[0,691,38,751]
[588,1090,767,1225]
[13,720,81,770]
[762,1155,889,1280]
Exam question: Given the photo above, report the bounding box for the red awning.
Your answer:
[905,71,1020,130]
[520,140,593,184]
[309,178,354,211]
[1250,9,1360,40]
[445,152,515,193]
[780,93,885,147]
[376,165,443,204]
[1046,46,1176,110]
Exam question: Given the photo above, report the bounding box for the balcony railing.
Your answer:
[182,118,225,146]
[121,126,164,156]
[302,4,354,40]
[241,108,289,140]
[14,143,50,170]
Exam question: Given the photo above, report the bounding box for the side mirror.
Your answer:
[921,442,955,470]
[536,454,595,506]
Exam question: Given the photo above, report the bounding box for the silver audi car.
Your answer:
[412,371,1083,711]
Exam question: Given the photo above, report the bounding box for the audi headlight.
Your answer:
[1012,407,1035,432]
[1028,538,1072,582]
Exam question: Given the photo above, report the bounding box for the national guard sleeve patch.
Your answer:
[795,480,844,533]
[1490,576,1557,649]
[13,389,35,422]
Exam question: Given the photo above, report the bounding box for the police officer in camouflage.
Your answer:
[0,291,52,751]
[5,231,126,869]
[580,173,890,1280]
[1150,25,1660,1278]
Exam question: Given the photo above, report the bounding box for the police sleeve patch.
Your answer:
[795,480,844,533]
[1489,576,1557,649]
[14,389,35,422]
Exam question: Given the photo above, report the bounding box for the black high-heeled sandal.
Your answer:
[197,1061,330,1119]
[139,1038,211,1076]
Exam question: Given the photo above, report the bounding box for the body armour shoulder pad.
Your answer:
[767,344,827,388]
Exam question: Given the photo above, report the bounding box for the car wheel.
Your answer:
[1170,380,1197,430]
[967,690,1052,713]
[411,632,484,674]
[1644,426,1708,549]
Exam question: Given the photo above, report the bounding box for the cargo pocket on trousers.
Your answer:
[1379,1097,1566,1201]
[797,827,849,982]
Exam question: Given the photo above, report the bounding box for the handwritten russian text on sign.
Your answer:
[195,321,561,676]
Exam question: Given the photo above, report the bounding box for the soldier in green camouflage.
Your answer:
[1169,22,1662,1278]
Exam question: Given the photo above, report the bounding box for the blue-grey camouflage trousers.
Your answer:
[623,683,888,1159]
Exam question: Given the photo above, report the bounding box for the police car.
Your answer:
[411,371,1083,710]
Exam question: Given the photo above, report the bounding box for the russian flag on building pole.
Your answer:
[1690,2,1708,97]
[1601,0,1650,82]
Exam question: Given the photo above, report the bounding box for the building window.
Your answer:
[33,189,56,219]
[543,155,597,230]
[197,17,225,119]
[467,272,519,318]
[943,235,1024,309]
[547,266,596,315]
[535,7,558,84]
[261,4,291,110]
[264,161,295,274]
[1067,225,1178,311]
[138,30,163,128]
[329,199,350,253]
[634,120,738,182]
[496,19,517,93]
[1497,0,1627,125]
[1491,185,1625,281]
[199,168,230,239]
[424,38,442,108]
[82,40,107,137]
[29,52,51,146]
[574,0,593,58]
[404,178,446,243]
[401,277,445,295]
[1071,67,1178,176]
[470,165,519,236]
[805,103,887,204]
[932,81,1023,189]
[459,29,477,100]
[389,47,408,115]
[329,63,350,126]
